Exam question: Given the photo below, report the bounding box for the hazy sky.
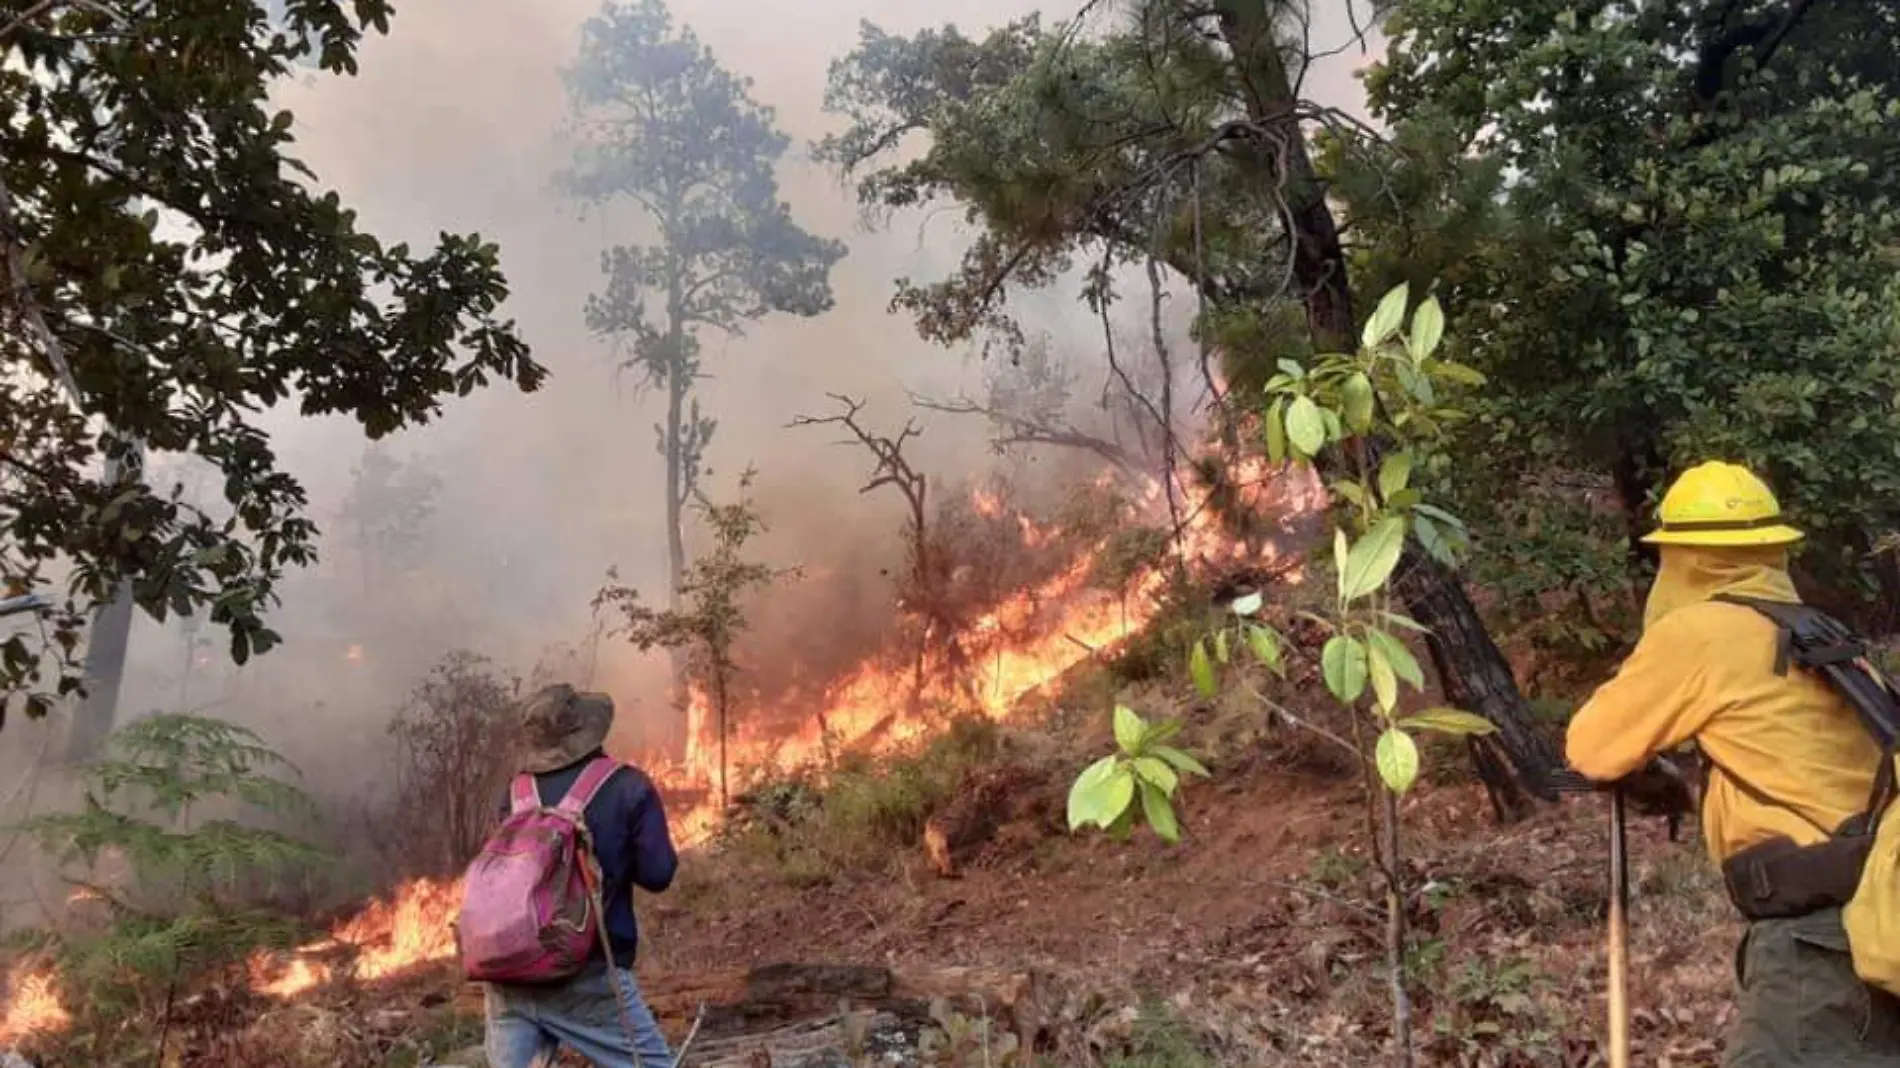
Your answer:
[5,0,1383,802]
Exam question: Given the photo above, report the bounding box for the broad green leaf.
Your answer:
[1409,297,1445,362]
[1437,361,1487,386]
[1153,745,1212,778]
[1231,591,1263,616]
[1145,717,1184,745]
[1132,756,1180,794]
[1189,639,1217,698]
[1365,628,1425,690]
[1333,480,1366,507]
[1364,282,1409,348]
[1341,517,1407,602]
[1277,358,1306,380]
[1333,527,1350,599]
[1320,408,1343,442]
[1113,704,1145,753]
[1400,708,1499,737]
[1367,635,1398,712]
[1214,628,1230,665]
[1246,624,1283,674]
[1375,728,1420,794]
[1106,805,1136,841]
[1378,451,1413,501]
[1285,395,1325,456]
[1321,635,1368,704]
[1140,782,1181,843]
[1342,372,1375,432]
[1380,611,1431,634]
[1415,515,1454,567]
[1067,756,1130,830]
[1415,502,1466,529]
[1265,398,1287,463]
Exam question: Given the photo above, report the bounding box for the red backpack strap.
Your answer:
[507,773,539,815]
[554,756,621,818]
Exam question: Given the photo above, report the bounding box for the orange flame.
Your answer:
[250,876,460,998]
[0,963,68,1045]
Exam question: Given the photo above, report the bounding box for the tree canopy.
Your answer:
[562,0,845,626]
[0,0,544,721]
[820,0,1561,808]
[1348,0,1900,628]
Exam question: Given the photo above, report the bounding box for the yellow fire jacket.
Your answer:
[1564,546,1881,863]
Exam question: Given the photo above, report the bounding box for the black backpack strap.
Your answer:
[1712,594,1900,748]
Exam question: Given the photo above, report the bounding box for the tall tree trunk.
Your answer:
[663,285,690,756]
[1215,0,1558,808]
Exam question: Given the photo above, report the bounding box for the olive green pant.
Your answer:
[1725,907,1900,1066]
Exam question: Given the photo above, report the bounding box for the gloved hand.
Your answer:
[1618,754,1696,820]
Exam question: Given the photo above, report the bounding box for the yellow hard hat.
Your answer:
[1642,461,1803,547]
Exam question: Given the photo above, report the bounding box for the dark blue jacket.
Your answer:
[497,749,677,968]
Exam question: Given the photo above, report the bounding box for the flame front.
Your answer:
[10,456,1319,1025]
[0,963,68,1046]
[648,460,1319,842]
[250,876,461,998]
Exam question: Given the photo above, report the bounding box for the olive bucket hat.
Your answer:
[519,683,616,774]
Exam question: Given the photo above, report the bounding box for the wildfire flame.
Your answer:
[0,964,68,1046]
[8,456,1321,1027]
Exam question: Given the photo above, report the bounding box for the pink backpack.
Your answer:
[455,757,620,983]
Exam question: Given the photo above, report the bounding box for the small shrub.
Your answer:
[732,715,1007,880]
[385,650,521,877]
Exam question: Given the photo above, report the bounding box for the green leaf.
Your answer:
[1132,756,1180,794]
[1321,635,1368,704]
[1341,517,1407,602]
[1265,398,1287,463]
[1246,624,1283,674]
[1415,515,1452,566]
[1189,639,1217,698]
[1113,704,1145,753]
[1408,296,1445,362]
[1139,782,1181,843]
[1342,373,1375,432]
[1436,361,1486,386]
[1153,745,1211,778]
[1363,283,1409,348]
[1376,728,1420,794]
[1367,636,1398,713]
[1399,708,1499,737]
[1333,526,1350,598]
[1231,591,1263,616]
[1285,395,1325,456]
[1379,611,1430,634]
[1144,717,1184,745]
[1365,628,1425,690]
[1378,451,1413,501]
[1067,756,1136,831]
[1214,628,1230,665]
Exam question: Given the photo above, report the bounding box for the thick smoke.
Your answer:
[0,0,1381,829]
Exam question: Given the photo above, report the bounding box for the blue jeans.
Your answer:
[483,964,673,1068]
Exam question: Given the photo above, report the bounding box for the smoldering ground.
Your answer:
[0,0,1381,914]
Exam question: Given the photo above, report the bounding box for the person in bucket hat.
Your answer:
[481,684,680,1068]
[1566,462,1900,1065]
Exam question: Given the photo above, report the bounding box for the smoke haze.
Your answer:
[0,0,1381,824]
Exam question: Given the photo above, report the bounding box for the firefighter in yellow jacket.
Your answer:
[1566,461,1900,1066]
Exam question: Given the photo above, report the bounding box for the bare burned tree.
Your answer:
[913,335,1154,479]
[789,395,973,714]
